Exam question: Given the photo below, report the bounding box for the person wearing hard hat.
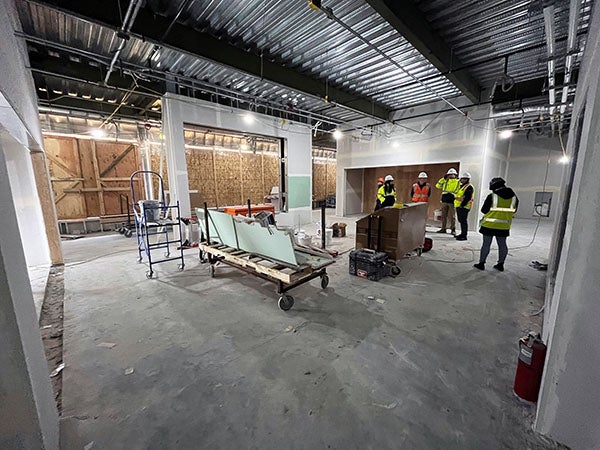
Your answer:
[374,177,385,210]
[474,177,519,272]
[454,172,474,241]
[435,168,460,233]
[410,172,430,203]
[375,175,396,210]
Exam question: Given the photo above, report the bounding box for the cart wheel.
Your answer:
[417,247,423,256]
[137,256,143,263]
[118,227,125,234]
[199,255,208,263]
[210,265,215,278]
[165,251,170,258]
[278,295,294,311]
[320,274,330,289]
[124,228,133,238]
[178,264,185,271]
[391,265,401,276]
[146,271,153,279]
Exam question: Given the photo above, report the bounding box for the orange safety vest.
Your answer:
[412,183,430,202]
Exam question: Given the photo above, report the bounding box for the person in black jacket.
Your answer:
[474,177,519,272]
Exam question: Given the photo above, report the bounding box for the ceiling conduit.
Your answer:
[560,0,583,122]
[543,4,557,134]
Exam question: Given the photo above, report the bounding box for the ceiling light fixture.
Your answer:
[499,129,513,139]
[333,129,343,140]
[559,155,570,164]
[243,113,255,124]
[91,128,106,138]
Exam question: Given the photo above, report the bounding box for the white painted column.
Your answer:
[162,96,191,216]
[0,139,59,450]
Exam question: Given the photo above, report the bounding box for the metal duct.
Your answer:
[104,0,143,85]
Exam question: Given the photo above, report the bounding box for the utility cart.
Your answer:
[130,170,185,279]
[197,206,334,311]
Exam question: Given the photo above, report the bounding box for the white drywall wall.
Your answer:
[336,104,499,229]
[535,5,600,449]
[162,94,313,226]
[504,134,564,220]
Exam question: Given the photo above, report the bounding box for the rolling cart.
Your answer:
[130,170,185,278]
[116,194,133,238]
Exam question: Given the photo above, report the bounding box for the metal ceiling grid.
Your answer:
[415,0,593,87]
[143,0,463,108]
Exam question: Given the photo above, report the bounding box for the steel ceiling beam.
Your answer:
[26,0,392,121]
[364,0,481,104]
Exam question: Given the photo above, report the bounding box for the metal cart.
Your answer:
[130,170,185,278]
[199,205,333,311]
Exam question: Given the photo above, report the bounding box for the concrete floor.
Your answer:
[59,214,561,449]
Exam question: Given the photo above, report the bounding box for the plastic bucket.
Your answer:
[139,200,160,222]
[434,209,442,222]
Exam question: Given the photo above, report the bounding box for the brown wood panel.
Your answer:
[44,137,86,219]
[362,162,460,219]
[31,152,63,264]
[76,139,101,217]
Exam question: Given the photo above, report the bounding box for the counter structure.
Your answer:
[355,203,428,262]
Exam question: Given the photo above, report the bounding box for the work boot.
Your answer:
[473,262,485,270]
[493,263,504,272]
[436,229,446,233]
[455,235,467,241]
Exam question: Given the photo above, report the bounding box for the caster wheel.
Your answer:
[165,252,170,258]
[278,295,294,311]
[199,256,208,264]
[417,247,423,256]
[210,265,215,278]
[118,227,125,234]
[178,264,185,272]
[124,229,133,238]
[320,274,330,289]
[146,271,153,279]
[391,265,401,276]
[137,256,143,263]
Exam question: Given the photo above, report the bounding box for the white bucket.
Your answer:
[325,228,333,245]
[139,200,161,222]
[298,234,313,246]
[434,209,442,222]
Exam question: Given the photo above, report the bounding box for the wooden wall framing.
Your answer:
[44,136,142,219]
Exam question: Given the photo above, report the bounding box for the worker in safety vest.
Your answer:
[474,177,519,272]
[435,168,460,234]
[410,172,430,203]
[375,175,396,210]
[454,172,474,241]
[374,177,385,210]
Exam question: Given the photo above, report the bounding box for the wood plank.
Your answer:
[99,144,135,177]
[90,141,105,216]
[31,152,63,264]
[46,153,78,177]
[51,177,85,182]
[54,181,81,203]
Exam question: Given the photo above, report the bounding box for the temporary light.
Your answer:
[91,128,106,138]
[333,129,343,140]
[559,155,570,164]
[499,130,513,139]
[243,113,255,124]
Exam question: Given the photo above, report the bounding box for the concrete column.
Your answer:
[162,96,191,217]
[0,139,59,449]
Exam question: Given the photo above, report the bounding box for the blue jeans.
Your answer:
[479,235,508,264]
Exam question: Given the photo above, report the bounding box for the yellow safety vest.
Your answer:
[481,194,517,230]
[454,183,474,209]
[435,177,460,195]
[377,185,396,205]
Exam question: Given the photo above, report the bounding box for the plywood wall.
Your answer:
[153,147,280,210]
[44,136,142,219]
[312,155,336,201]
[362,162,460,218]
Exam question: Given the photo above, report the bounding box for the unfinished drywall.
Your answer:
[535,5,600,449]
[337,103,497,229]
[504,133,564,220]
[163,94,312,226]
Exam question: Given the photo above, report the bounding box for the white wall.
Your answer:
[162,94,313,226]
[535,5,600,449]
[336,103,500,229]
[504,133,564,220]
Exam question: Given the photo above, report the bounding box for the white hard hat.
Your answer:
[460,171,471,179]
[418,172,428,179]
[384,175,394,182]
[447,168,458,175]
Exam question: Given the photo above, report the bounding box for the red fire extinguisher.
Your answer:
[514,332,547,402]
